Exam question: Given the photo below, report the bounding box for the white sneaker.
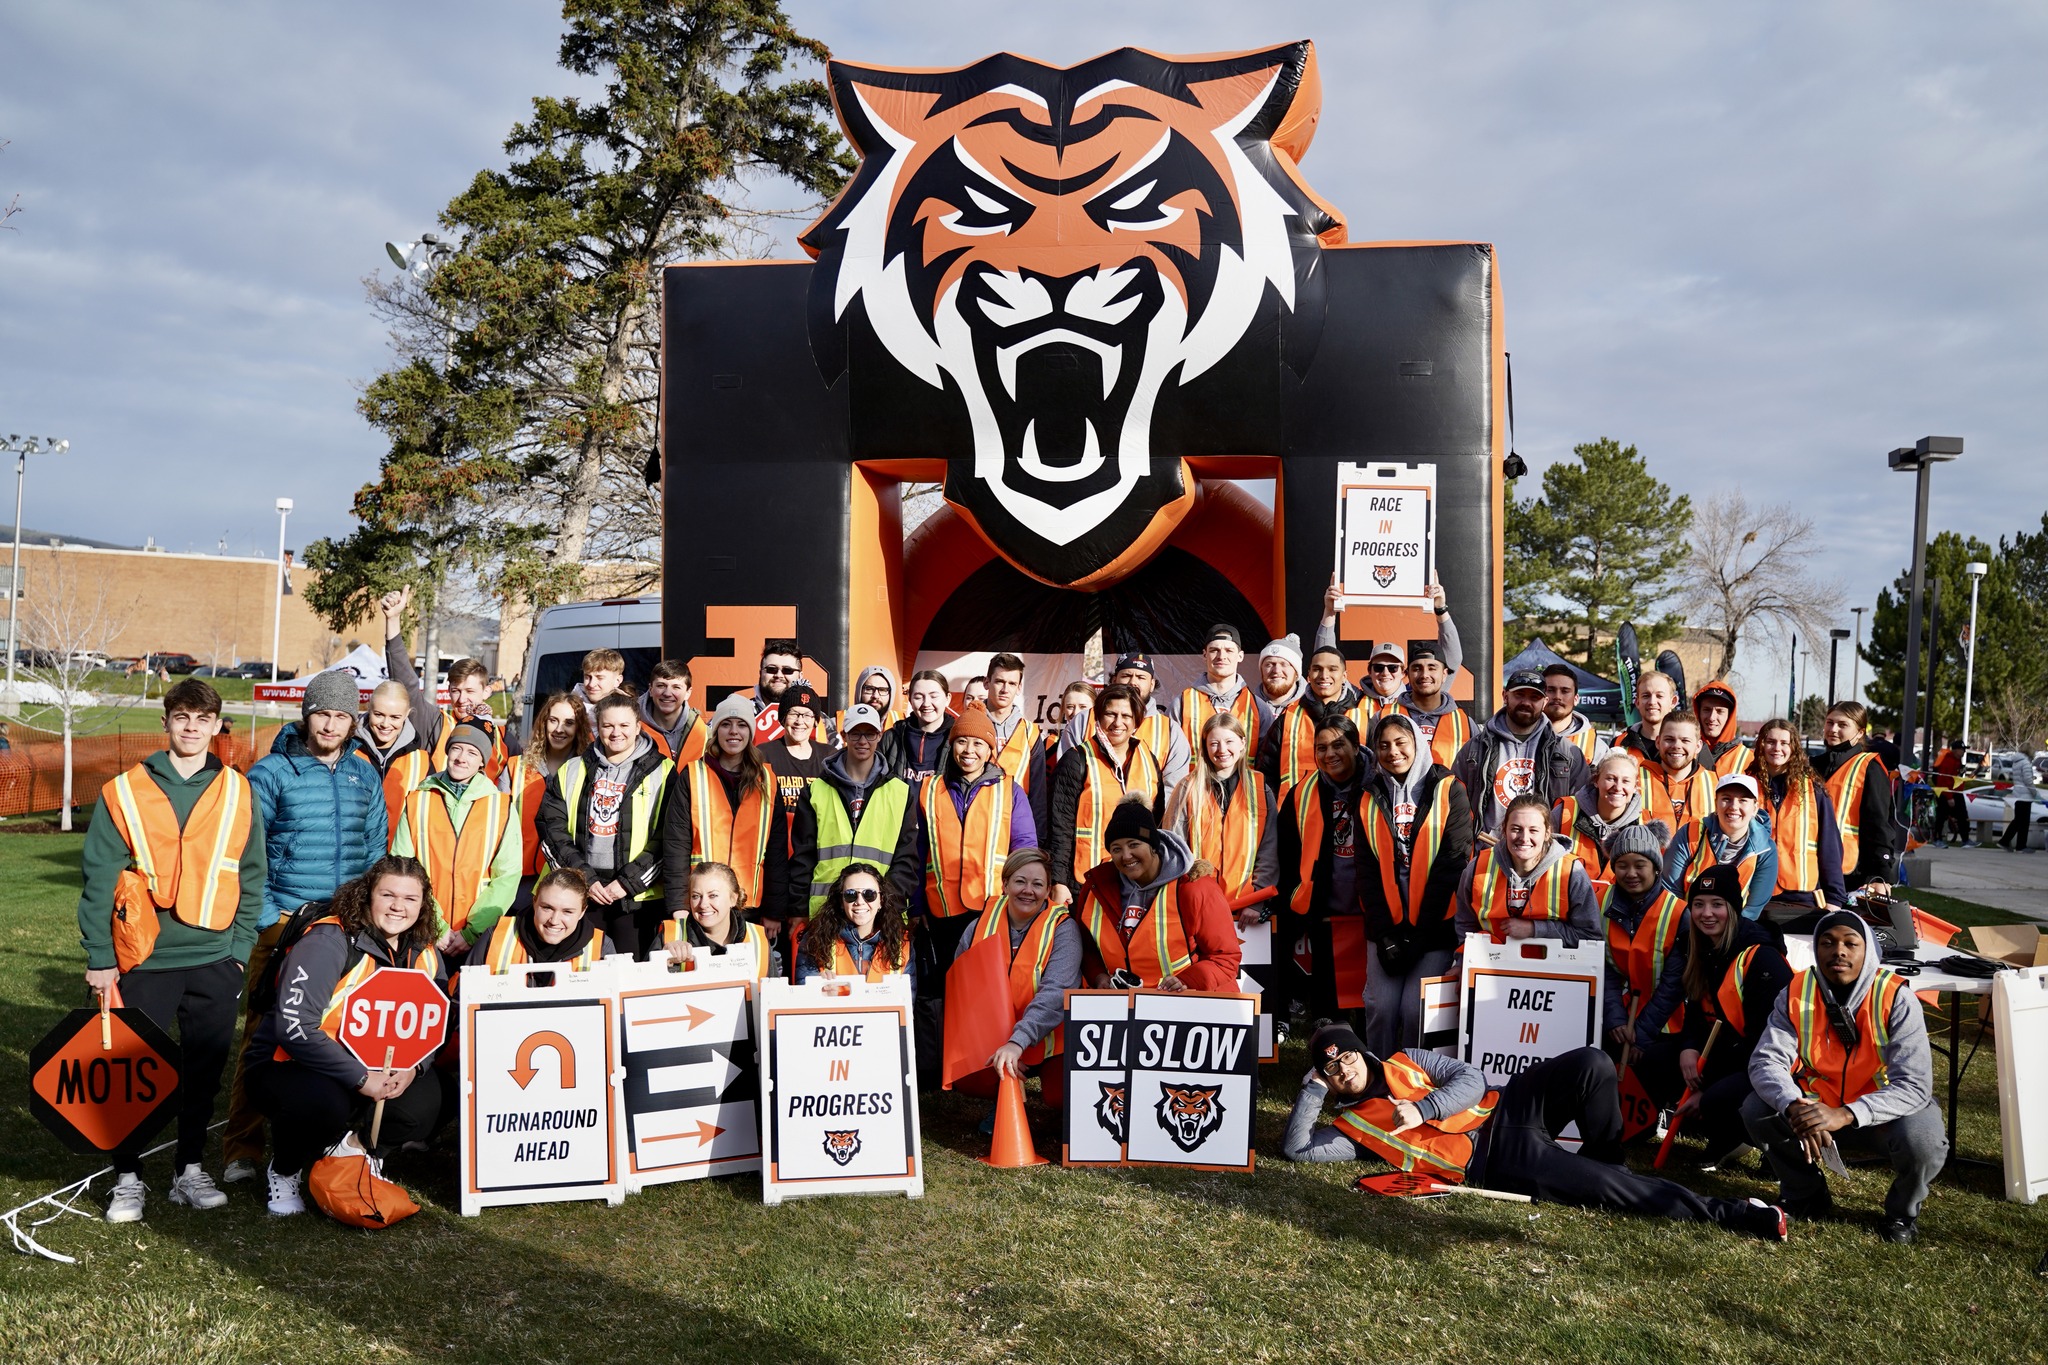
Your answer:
[168,1164,228,1210]
[222,1159,258,1184]
[264,1163,304,1217]
[104,1173,146,1223]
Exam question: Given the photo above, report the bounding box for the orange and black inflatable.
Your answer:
[660,41,1503,707]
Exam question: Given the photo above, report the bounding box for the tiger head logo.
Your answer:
[821,1129,862,1167]
[803,43,1346,588]
[1155,1082,1226,1153]
[1094,1082,1128,1144]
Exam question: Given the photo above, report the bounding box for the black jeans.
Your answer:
[1634,1036,1758,1153]
[601,899,667,961]
[913,915,966,1087]
[114,957,244,1176]
[248,1059,445,1176]
[1472,1048,1771,1231]
[1936,793,1972,843]
[2000,801,2034,851]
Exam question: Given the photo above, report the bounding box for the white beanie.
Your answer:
[710,692,756,732]
[1259,633,1303,672]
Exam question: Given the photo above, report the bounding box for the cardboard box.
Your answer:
[1970,924,2048,969]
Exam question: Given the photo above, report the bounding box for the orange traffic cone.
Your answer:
[985,1068,1048,1168]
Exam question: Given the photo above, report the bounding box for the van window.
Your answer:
[530,648,663,703]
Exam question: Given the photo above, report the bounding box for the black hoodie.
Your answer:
[1632,914,1789,1060]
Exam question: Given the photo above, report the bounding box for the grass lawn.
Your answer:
[2,832,2044,1364]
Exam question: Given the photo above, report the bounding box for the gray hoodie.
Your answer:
[1118,829,1197,917]
[1747,914,1935,1127]
[638,693,698,757]
[852,665,899,717]
[1452,838,1601,947]
[354,714,419,773]
[585,733,654,872]
[1465,710,1551,834]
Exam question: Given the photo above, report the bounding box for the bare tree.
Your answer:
[17,560,140,829]
[1676,491,1845,680]
[1978,673,2048,753]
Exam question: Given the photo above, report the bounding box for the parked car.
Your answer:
[139,652,200,675]
[224,661,291,679]
[65,650,109,671]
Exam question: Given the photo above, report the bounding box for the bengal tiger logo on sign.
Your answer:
[821,1129,863,1166]
[1372,564,1398,589]
[1154,1082,1226,1153]
[802,43,1346,588]
[1094,1081,1128,1144]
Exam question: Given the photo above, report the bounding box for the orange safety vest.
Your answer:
[508,753,554,877]
[1641,763,1717,832]
[1603,886,1687,1034]
[381,749,432,843]
[1710,743,1755,779]
[1136,710,1178,774]
[685,759,773,907]
[1287,773,1333,916]
[1331,1051,1499,1184]
[1470,848,1573,942]
[1074,878,1195,986]
[824,932,906,982]
[921,773,1014,918]
[481,916,605,973]
[1557,719,1600,764]
[1824,752,1880,874]
[659,917,771,979]
[1698,943,1767,1038]
[990,713,1041,792]
[274,919,442,1061]
[1361,779,1452,927]
[642,714,707,767]
[402,781,514,935]
[1177,684,1261,759]
[1070,738,1162,883]
[432,710,509,782]
[1401,702,1472,770]
[1675,819,1764,906]
[971,898,1070,1061]
[1185,771,1270,902]
[1763,774,1824,896]
[1272,699,1323,792]
[1554,797,1620,884]
[103,762,251,932]
[1785,967,1907,1108]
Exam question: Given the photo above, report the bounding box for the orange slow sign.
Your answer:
[29,1008,182,1155]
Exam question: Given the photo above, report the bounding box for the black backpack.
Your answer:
[247,899,361,1016]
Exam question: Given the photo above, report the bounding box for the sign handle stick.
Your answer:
[98,990,111,1052]
[1438,1184,1534,1203]
[1653,1020,1724,1169]
[368,1045,394,1149]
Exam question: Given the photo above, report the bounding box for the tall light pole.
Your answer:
[384,233,458,687]
[1850,605,1866,703]
[1828,628,1851,707]
[270,498,293,683]
[1961,559,1988,749]
[1891,436,1963,773]
[1,434,70,711]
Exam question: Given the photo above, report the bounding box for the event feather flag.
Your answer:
[942,929,1017,1088]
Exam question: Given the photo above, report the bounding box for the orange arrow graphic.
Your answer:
[687,1118,725,1145]
[682,1003,716,1029]
[509,1031,576,1089]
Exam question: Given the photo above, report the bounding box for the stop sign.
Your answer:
[338,967,449,1073]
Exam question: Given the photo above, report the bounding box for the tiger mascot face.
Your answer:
[1094,1082,1128,1144]
[803,43,1345,588]
[821,1129,863,1167]
[1155,1082,1226,1153]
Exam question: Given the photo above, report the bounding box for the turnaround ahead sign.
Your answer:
[758,978,922,1206]
[1062,990,1259,1172]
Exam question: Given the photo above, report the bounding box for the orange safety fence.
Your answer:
[0,724,286,819]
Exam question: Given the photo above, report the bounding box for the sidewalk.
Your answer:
[1907,842,2048,923]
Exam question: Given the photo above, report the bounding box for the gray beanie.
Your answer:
[301,669,360,719]
[445,723,494,760]
[1259,633,1304,672]
[1604,820,1671,867]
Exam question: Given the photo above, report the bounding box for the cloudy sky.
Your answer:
[3,1,2043,708]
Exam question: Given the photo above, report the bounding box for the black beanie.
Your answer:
[1686,863,1745,907]
[1103,798,1160,850]
[1308,1021,1368,1072]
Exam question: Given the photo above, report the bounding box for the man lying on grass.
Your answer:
[1283,1021,1787,1240]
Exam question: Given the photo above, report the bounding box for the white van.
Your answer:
[517,596,663,744]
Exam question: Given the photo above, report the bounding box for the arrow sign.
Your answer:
[647,1049,741,1096]
[510,1030,576,1089]
[645,1118,728,1147]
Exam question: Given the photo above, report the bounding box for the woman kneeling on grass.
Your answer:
[473,867,613,973]
[246,856,447,1217]
[796,863,913,985]
[1282,1020,1787,1240]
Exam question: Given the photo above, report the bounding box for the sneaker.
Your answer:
[1654,1108,1673,1141]
[264,1163,304,1217]
[1699,1136,1750,1172]
[1746,1197,1790,1243]
[104,1173,146,1224]
[222,1159,259,1185]
[1273,1021,1292,1045]
[168,1164,228,1211]
[1878,1216,1918,1244]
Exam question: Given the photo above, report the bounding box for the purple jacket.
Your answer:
[913,767,1037,915]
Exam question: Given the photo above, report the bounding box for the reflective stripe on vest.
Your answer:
[383,750,431,843]
[1473,848,1572,942]
[1824,752,1879,873]
[1073,738,1162,883]
[432,710,508,781]
[827,933,905,982]
[991,716,1041,791]
[807,777,913,915]
[1787,967,1905,1108]
[405,781,513,935]
[1275,702,1320,792]
[1555,799,1606,882]
[1288,773,1330,916]
[1402,703,1471,770]
[557,755,672,905]
[1641,763,1716,831]
[1331,1052,1498,1183]
[1136,712,1177,774]
[511,755,549,877]
[1177,686,1260,759]
[1186,772,1269,902]
[1710,944,1763,1038]
[1560,721,1599,764]
[1677,820,1763,906]
[683,759,772,907]
[482,916,602,973]
[972,898,1069,1061]
[1603,886,1687,1033]
[1766,776,1823,895]
[1362,780,1451,926]
[1075,879,1194,985]
[643,716,706,767]
[661,917,771,979]
[276,919,441,1061]
[104,763,250,932]
[922,776,1012,918]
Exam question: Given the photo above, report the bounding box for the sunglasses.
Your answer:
[1369,662,1403,674]
[761,664,801,676]
[841,887,880,905]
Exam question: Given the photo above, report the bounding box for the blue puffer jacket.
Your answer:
[248,723,390,927]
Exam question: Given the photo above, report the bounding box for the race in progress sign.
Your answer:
[614,955,761,1192]
[28,1008,181,1155]
[758,977,921,1206]
[1458,933,1604,1085]
[1333,461,1437,609]
[1061,989,1258,1172]
[460,961,622,1216]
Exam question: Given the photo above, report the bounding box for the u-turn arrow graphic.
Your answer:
[510,1030,576,1089]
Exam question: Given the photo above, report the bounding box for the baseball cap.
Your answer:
[1204,623,1242,649]
[1368,641,1405,665]
[1504,669,1546,695]
[1407,641,1444,665]
[1112,653,1155,678]
[1716,773,1759,799]
[842,703,884,734]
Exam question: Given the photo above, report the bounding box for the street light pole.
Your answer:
[1961,560,1988,749]
[270,498,293,684]
[1828,628,1851,707]
[1,434,69,712]
[1891,437,1963,773]
[1850,606,1866,703]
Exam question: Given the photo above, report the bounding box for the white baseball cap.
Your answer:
[842,703,884,734]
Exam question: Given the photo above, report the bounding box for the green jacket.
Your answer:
[390,770,524,944]
[78,751,268,972]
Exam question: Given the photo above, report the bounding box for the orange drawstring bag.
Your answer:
[307,1153,420,1229]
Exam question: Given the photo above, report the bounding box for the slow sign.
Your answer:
[29,1008,182,1155]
